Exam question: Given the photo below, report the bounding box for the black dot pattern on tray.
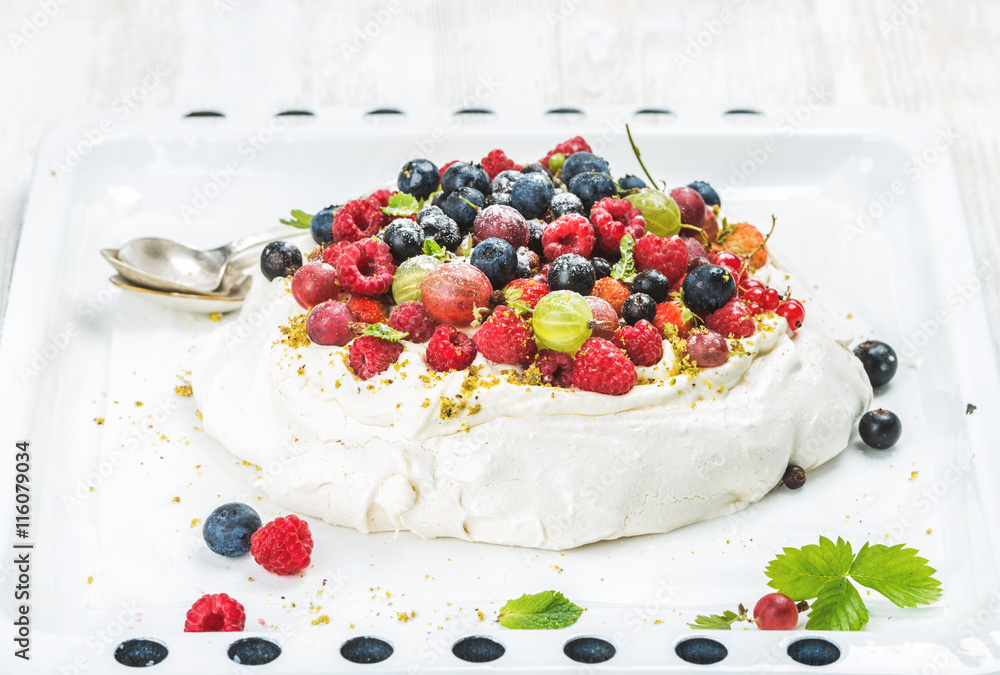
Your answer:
[184,110,226,118]
[114,638,168,667]
[675,637,728,665]
[452,636,505,663]
[227,637,281,666]
[564,636,616,664]
[546,107,586,115]
[787,637,841,666]
[275,109,315,117]
[722,108,765,118]
[341,636,394,664]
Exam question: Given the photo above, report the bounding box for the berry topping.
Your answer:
[504,278,550,309]
[561,152,610,185]
[184,593,246,632]
[547,253,596,296]
[859,409,902,449]
[584,295,619,340]
[549,192,585,219]
[705,299,756,338]
[398,159,440,200]
[613,319,664,367]
[425,325,477,372]
[533,349,575,387]
[202,503,261,558]
[367,189,394,209]
[668,186,707,230]
[260,241,303,281]
[591,256,612,279]
[421,262,493,326]
[681,264,737,314]
[470,238,518,290]
[542,214,595,260]
[686,331,729,368]
[568,171,617,212]
[688,180,721,208]
[420,212,463,251]
[533,290,593,354]
[753,593,799,630]
[776,298,805,332]
[720,222,768,269]
[250,514,314,576]
[634,234,688,285]
[383,219,425,261]
[473,306,537,366]
[322,240,354,272]
[782,464,806,490]
[392,255,441,305]
[761,287,781,311]
[481,149,520,180]
[630,269,670,304]
[653,301,692,337]
[291,262,340,309]
[332,198,387,243]
[491,170,523,195]
[591,277,630,316]
[853,340,897,388]
[540,136,592,170]
[473,204,530,249]
[337,239,396,297]
[626,188,682,238]
[571,337,637,396]
[440,162,492,199]
[511,173,555,220]
[589,197,647,257]
[618,174,647,191]
[388,301,438,343]
[622,292,656,326]
[348,334,405,380]
[345,296,388,325]
[306,301,355,346]
[442,186,486,231]
[310,206,336,245]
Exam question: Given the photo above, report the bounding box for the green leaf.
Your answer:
[610,234,638,283]
[498,591,584,630]
[848,543,942,608]
[422,238,449,261]
[687,610,744,630]
[805,577,869,631]
[362,323,408,342]
[383,193,421,218]
[280,209,314,229]
[765,536,854,601]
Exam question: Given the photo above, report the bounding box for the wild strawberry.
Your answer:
[720,223,767,269]
[571,337,637,396]
[634,234,688,284]
[348,335,405,380]
[613,320,664,367]
[541,215,594,260]
[345,296,388,324]
[591,277,630,316]
[425,325,477,372]
[705,299,756,338]
[473,306,537,365]
[332,198,387,242]
[589,197,646,256]
[653,301,692,337]
[504,278,549,310]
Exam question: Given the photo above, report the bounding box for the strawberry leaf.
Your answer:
[805,577,869,631]
[687,608,747,630]
[848,543,942,608]
[765,536,855,601]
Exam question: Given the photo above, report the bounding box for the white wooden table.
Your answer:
[2,0,998,335]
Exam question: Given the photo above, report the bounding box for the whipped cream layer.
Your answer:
[193,262,872,550]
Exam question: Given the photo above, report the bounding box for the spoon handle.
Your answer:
[223,226,303,256]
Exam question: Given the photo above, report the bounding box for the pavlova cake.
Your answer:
[192,136,872,550]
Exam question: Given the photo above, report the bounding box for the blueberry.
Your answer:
[568,171,617,212]
[561,152,611,185]
[632,269,670,303]
[416,205,445,225]
[547,254,595,296]
[527,219,545,256]
[421,213,463,251]
[491,170,522,195]
[550,192,585,219]
[591,257,612,280]
[397,159,440,200]
[520,162,553,178]
[486,192,513,207]
[859,409,902,450]
[440,162,491,200]
[442,186,485,231]
[310,206,336,245]
[681,264,736,314]
[202,502,262,557]
[622,293,656,325]
[688,180,721,208]
[511,173,555,220]
[469,238,517,290]
[260,241,303,281]
[618,174,647,191]
[383,219,425,261]
[853,340,897,388]
[515,251,533,279]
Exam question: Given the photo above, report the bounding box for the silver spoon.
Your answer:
[116,225,300,294]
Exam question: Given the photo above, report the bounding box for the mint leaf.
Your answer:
[383,193,421,218]
[848,543,942,608]
[687,609,745,630]
[610,234,638,283]
[280,209,314,229]
[362,323,407,342]
[498,591,583,630]
[422,238,448,261]
[805,577,869,631]
[765,536,854,601]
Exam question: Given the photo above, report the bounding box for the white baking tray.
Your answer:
[1,105,998,674]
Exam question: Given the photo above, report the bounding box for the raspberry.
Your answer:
[322,240,354,272]
[635,234,688,284]
[388,301,438,343]
[348,335,405,380]
[533,349,574,387]
[705,299,756,338]
[332,198,387,243]
[589,198,646,256]
[345,296,388,324]
[653,301,692,337]
[591,277,630,316]
[249,515,313,575]
[571,337,637,396]
[473,306,537,365]
[426,325,477,372]
[504,278,549,310]
[337,239,396,296]
[184,593,246,632]
[481,149,521,180]
[720,223,768,269]
[541,214,594,261]
[439,160,459,179]
[613,320,664,367]
[540,136,592,169]
[368,189,395,209]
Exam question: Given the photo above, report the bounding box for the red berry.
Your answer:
[533,349,575,387]
[481,149,519,180]
[711,251,743,274]
[347,335,405,380]
[742,286,765,305]
[761,288,781,312]
[474,204,530,249]
[249,515,313,575]
[542,214,595,261]
[753,593,799,630]
[589,197,646,257]
[337,239,396,297]
[291,262,340,309]
[705,299,756,338]
[613,320,664,367]
[571,337,637,396]
[421,263,493,327]
[425,325,477,372]
[332,198,387,243]
[653,301,691,337]
[473,306,537,365]
[741,278,764,293]
[634,234,688,284]
[584,295,619,340]
[322,240,354,273]
[345,296,388,324]
[306,301,355,346]
[388,301,438,343]
[776,299,805,331]
[184,593,246,632]
[540,136,592,169]
[683,236,707,260]
[591,277,630,316]
[505,278,550,309]
[669,186,707,230]
[747,302,762,315]
[686,331,729,368]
